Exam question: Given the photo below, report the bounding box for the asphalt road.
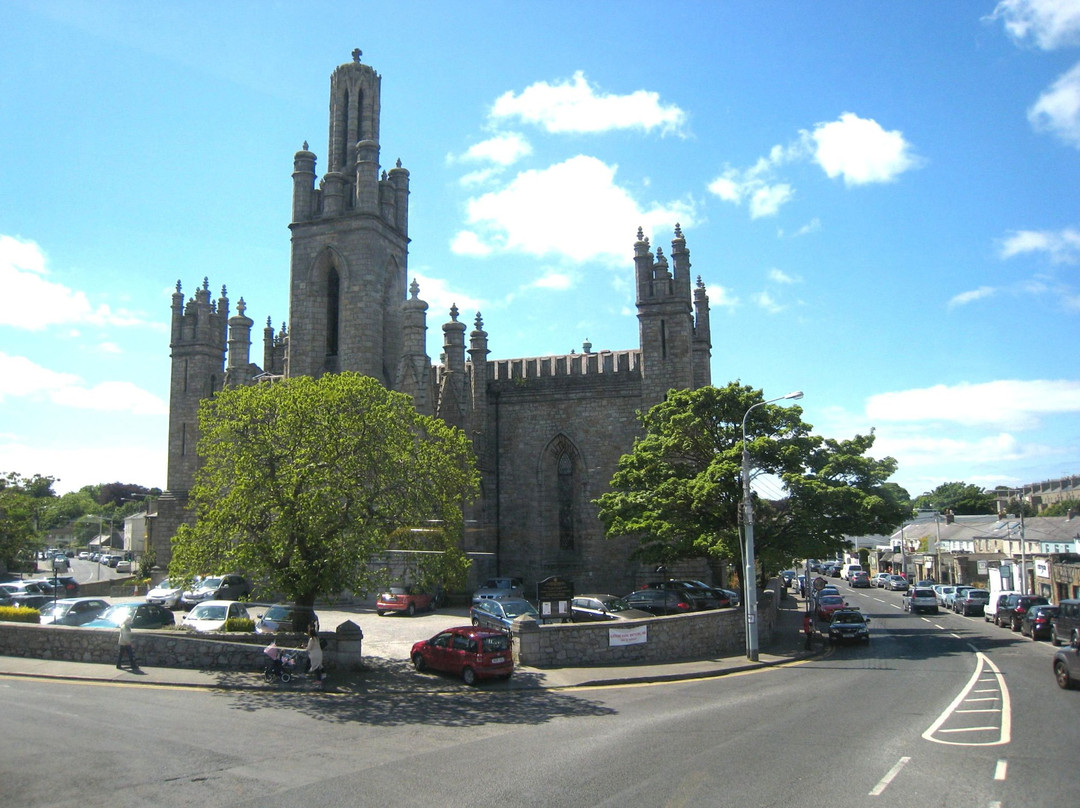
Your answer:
[2,581,1077,808]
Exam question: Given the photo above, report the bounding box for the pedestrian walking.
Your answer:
[116,616,138,670]
[303,623,324,683]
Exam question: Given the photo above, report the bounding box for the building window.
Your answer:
[558,452,574,550]
[326,267,340,356]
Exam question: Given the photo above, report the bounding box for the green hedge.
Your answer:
[224,617,255,633]
[0,606,41,623]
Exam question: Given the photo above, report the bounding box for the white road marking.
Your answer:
[994,759,1007,780]
[869,756,911,796]
[923,647,1011,746]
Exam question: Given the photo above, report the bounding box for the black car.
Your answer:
[997,594,1050,631]
[1050,599,1080,647]
[827,609,871,644]
[32,577,81,598]
[255,603,320,635]
[1021,604,1058,640]
[623,589,696,616]
[643,580,724,610]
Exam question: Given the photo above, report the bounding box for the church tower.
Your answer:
[286,49,411,386]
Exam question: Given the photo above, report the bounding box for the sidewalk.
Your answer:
[0,593,818,692]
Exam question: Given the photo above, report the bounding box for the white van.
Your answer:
[984,590,1018,624]
[841,563,864,581]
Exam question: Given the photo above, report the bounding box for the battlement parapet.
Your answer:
[487,349,641,381]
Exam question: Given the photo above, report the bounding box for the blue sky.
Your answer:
[1,0,1078,498]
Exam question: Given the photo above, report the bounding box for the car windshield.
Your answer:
[603,597,635,613]
[820,596,844,605]
[155,579,175,590]
[264,605,295,620]
[481,634,510,652]
[968,590,989,599]
[501,601,537,619]
[192,604,227,620]
[38,602,66,617]
[833,612,864,624]
[198,577,223,590]
[97,605,136,625]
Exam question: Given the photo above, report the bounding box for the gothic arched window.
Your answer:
[557,451,574,550]
[326,267,340,357]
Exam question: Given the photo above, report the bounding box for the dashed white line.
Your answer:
[995,760,1008,781]
[869,756,911,796]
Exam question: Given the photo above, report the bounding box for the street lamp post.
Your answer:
[741,389,804,661]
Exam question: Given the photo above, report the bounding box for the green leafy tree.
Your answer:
[0,473,57,569]
[1042,498,1080,517]
[594,383,910,589]
[170,373,480,608]
[913,481,996,515]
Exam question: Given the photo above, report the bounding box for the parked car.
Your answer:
[0,581,48,597]
[643,580,725,610]
[904,587,939,615]
[570,594,652,622]
[817,585,840,598]
[827,609,871,644]
[255,603,319,635]
[943,586,974,610]
[953,588,990,616]
[84,601,175,629]
[1050,599,1080,647]
[996,594,1049,631]
[9,593,52,611]
[815,594,849,621]
[470,598,539,631]
[411,625,513,685]
[38,597,111,626]
[1053,643,1080,689]
[849,571,871,588]
[935,585,956,606]
[77,551,90,560]
[180,574,252,608]
[376,586,435,616]
[623,588,695,616]
[26,577,80,598]
[115,559,132,573]
[884,575,909,592]
[182,600,252,632]
[146,578,188,610]
[471,577,524,604]
[1021,604,1059,640]
[872,572,892,588]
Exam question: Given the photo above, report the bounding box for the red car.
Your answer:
[815,594,850,621]
[410,625,514,685]
[376,586,435,616]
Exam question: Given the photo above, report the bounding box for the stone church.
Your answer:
[154,52,714,596]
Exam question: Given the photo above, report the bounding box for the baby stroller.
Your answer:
[263,642,304,684]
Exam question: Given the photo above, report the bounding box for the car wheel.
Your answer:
[471,616,480,626]
[461,666,477,686]
[1011,618,1020,632]
[412,653,427,672]
[407,603,416,617]
[280,672,292,683]
[1051,632,1061,647]
[1054,659,1074,689]
[376,610,385,617]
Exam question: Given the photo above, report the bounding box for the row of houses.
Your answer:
[856,511,1080,603]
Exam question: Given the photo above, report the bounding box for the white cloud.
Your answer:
[768,268,799,284]
[0,352,167,415]
[991,0,1080,50]
[708,145,799,219]
[458,132,533,166]
[865,379,1080,430]
[809,113,919,186]
[460,155,695,265]
[948,286,998,308]
[753,290,785,314]
[490,71,687,136]
[0,235,157,331]
[1028,61,1080,147]
[0,435,165,495]
[780,218,821,238]
[528,271,576,292]
[999,227,1080,262]
[409,274,488,322]
[707,285,739,309]
[749,183,794,218]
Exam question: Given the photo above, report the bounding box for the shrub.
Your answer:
[0,606,41,623]
[224,617,255,633]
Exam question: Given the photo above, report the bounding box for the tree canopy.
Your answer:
[594,383,911,587]
[913,481,996,515]
[0,472,57,570]
[170,372,480,607]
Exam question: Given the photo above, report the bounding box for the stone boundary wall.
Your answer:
[0,623,357,670]
[513,581,782,667]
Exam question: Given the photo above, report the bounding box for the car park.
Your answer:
[815,594,849,621]
[146,578,187,610]
[1050,599,1080,647]
[996,594,1049,631]
[827,609,871,644]
[884,575,909,592]
[38,598,111,626]
[1021,604,1058,640]
[1053,644,1080,690]
[623,588,696,616]
[643,580,725,610]
[570,594,652,622]
[84,601,176,630]
[180,574,252,609]
[953,588,990,616]
[470,597,539,631]
[471,577,524,604]
[848,571,871,588]
[410,625,513,685]
[376,586,435,616]
[255,603,319,635]
[182,600,252,632]
[682,580,736,608]
[904,587,939,615]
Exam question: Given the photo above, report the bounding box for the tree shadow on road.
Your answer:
[218,656,617,726]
